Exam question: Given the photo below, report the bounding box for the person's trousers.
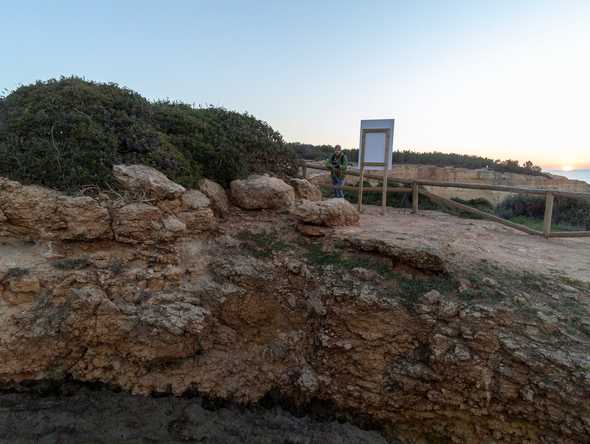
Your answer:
[331,176,345,198]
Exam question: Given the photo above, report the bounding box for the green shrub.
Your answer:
[0,77,297,192]
[497,194,590,229]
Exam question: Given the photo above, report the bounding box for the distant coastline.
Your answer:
[546,169,590,185]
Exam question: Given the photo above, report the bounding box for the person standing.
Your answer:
[325,145,348,198]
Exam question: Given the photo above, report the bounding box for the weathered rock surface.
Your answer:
[1,170,590,443]
[113,164,186,199]
[177,208,216,232]
[231,175,295,210]
[292,198,360,227]
[0,178,111,241]
[290,178,322,201]
[199,178,230,217]
[181,189,210,210]
[0,168,216,245]
[111,203,185,244]
[296,223,328,237]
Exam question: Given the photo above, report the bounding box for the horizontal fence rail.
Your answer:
[303,161,590,239]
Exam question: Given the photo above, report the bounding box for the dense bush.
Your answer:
[0,77,297,192]
[291,142,544,176]
[496,194,590,229]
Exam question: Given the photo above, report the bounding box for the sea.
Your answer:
[546,169,590,185]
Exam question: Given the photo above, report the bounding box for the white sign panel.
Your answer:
[359,119,395,170]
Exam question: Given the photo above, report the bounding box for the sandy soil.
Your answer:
[334,207,590,283]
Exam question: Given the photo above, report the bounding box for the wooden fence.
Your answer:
[301,162,590,239]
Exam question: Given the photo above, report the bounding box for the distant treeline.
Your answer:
[288,142,544,176]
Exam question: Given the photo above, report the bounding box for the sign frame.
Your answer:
[358,119,395,214]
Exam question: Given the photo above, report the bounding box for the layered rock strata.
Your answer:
[0,169,589,444]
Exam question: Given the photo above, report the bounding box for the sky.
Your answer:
[1,0,589,170]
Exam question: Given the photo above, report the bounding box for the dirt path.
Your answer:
[335,207,590,283]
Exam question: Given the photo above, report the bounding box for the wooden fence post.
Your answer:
[543,192,554,238]
[382,169,388,216]
[412,182,419,213]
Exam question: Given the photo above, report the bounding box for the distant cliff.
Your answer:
[309,163,590,206]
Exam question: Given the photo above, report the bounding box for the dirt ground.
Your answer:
[334,206,590,283]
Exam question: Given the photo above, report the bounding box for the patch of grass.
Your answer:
[238,230,291,258]
[508,215,576,233]
[397,274,458,307]
[305,242,457,307]
[52,257,91,270]
[458,286,506,305]
[558,275,590,292]
[305,242,393,276]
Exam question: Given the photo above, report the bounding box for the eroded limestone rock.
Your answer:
[111,203,183,244]
[230,175,294,210]
[113,164,186,199]
[289,178,322,201]
[0,178,588,444]
[177,208,216,232]
[291,198,359,227]
[199,179,230,217]
[0,180,111,241]
[181,190,210,210]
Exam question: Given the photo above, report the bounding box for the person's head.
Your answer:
[335,144,342,156]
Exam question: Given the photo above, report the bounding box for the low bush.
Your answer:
[0,77,297,192]
[496,194,590,230]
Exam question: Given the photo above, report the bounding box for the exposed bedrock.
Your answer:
[0,169,589,443]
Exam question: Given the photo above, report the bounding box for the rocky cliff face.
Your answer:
[1,170,589,443]
[309,164,590,206]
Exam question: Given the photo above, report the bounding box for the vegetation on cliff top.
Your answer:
[0,77,297,192]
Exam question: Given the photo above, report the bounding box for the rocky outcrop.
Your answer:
[0,211,588,443]
[292,198,360,227]
[0,178,111,241]
[231,175,295,210]
[1,168,589,443]
[289,178,322,201]
[199,179,230,217]
[113,164,186,199]
[0,167,216,244]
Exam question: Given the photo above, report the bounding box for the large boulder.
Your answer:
[199,179,230,217]
[289,178,322,202]
[230,175,295,210]
[181,190,210,210]
[291,198,360,227]
[0,178,111,241]
[113,164,186,199]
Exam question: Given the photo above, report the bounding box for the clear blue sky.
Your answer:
[2,0,589,168]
